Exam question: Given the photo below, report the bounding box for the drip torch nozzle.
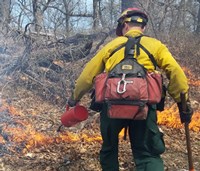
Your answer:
[57,124,63,132]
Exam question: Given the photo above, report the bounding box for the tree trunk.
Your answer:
[93,0,99,30]
[32,0,43,32]
[98,0,106,27]
[0,0,11,33]
[121,0,138,12]
[196,0,200,34]
[63,0,70,35]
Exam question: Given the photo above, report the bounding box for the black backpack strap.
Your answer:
[109,44,125,57]
[124,37,136,57]
[125,36,142,58]
[138,43,157,69]
[132,36,157,69]
[109,36,141,57]
[109,35,158,69]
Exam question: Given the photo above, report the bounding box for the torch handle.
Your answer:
[180,92,194,171]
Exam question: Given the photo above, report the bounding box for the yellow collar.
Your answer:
[124,29,143,37]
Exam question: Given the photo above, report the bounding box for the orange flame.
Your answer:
[157,104,200,132]
[0,99,104,154]
[0,94,199,155]
[182,66,200,86]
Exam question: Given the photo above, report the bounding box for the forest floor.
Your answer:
[0,81,199,171]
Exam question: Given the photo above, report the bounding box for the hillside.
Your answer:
[0,31,199,171]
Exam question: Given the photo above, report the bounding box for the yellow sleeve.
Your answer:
[155,42,189,102]
[72,37,127,100]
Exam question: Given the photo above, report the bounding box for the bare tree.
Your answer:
[46,0,92,35]
[121,0,138,12]
[0,0,11,32]
[62,0,71,34]
[93,0,120,30]
[32,0,53,32]
[196,0,200,34]
[7,0,200,36]
[93,0,100,30]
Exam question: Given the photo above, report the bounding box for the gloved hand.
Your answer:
[177,101,193,123]
[67,95,78,107]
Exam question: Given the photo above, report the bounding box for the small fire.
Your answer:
[0,72,199,156]
[182,66,200,86]
[157,66,200,131]
[157,104,200,132]
[0,99,103,155]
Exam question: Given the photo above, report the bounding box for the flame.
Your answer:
[157,104,200,132]
[0,100,104,154]
[157,66,200,131]
[0,91,199,155]
[182,66,200,86]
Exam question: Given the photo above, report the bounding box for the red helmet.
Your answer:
[116,8,148,36]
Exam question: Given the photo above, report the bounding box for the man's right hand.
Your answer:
[67,96,78,107]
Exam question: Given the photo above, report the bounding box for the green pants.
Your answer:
[99,105,165,171]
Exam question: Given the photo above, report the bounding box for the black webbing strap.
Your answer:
[134,36,157,69]
[109,44,125,57]
[124,37,137,57]
[125,36,144,58]
[109,36,142,58]
[110,36,158,69]
[109,36,158,70]
[138,43,157,69]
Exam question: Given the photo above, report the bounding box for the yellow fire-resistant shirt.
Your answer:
[72,29,189,103]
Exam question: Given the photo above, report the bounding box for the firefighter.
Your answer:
[68,8,193,171]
